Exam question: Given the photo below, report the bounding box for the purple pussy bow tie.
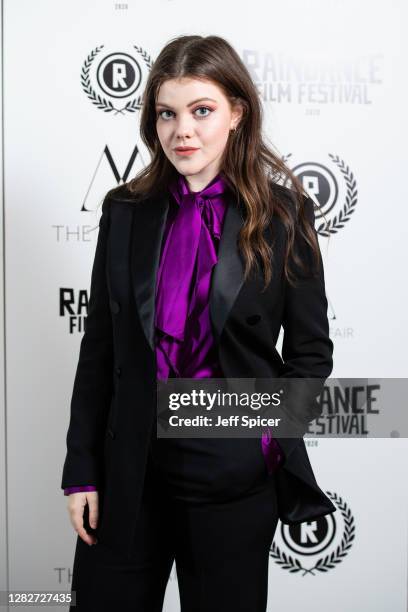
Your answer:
[154,173,228,342]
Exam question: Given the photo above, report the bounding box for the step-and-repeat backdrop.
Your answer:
[2,0,407,610]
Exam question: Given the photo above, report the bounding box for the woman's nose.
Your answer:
[175,117,195,138]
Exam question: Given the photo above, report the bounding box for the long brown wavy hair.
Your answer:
[115,34,325,291]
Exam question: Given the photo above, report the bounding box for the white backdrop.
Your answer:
[2,0,408,610]
[0,0,7,598]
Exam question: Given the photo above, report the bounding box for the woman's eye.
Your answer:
[194,106,212,118]
[157,107,212,121]
[157,110,174,120]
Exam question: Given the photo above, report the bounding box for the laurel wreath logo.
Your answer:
[281,153,358,237]
[269,491,355,575]
[81,45,153,115]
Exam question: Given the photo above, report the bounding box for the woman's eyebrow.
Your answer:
[155,97,217,109]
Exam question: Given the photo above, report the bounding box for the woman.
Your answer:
[61,34,335,611]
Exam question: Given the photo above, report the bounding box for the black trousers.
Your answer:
[70,437,280,612]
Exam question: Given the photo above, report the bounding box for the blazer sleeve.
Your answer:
[60,195,114,490]
[274,195,334,464]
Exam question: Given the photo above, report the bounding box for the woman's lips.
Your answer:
[174,148,199,156]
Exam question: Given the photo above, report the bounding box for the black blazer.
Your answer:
[61,181,336,559]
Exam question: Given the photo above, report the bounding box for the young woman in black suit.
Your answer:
[62,34,334,611]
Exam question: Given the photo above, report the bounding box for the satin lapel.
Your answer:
[130,193,170,352]
[209,189,245,345]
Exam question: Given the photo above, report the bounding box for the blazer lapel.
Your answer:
[130,192,169,352]
[130,188,245,353]
[209,189,245,344]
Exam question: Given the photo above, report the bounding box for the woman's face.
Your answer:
[155,76,243,191]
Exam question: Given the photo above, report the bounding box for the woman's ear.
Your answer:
[230,101,245,130]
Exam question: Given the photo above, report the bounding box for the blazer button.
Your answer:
[115,367,122,377]
[246,314,261,325]
[108,427,116,439]
[110,299,120,314]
